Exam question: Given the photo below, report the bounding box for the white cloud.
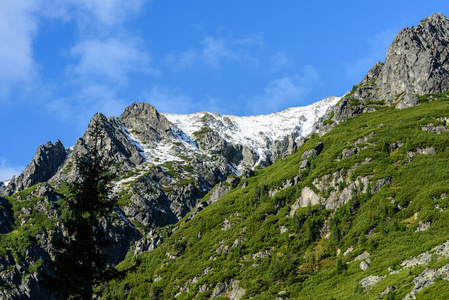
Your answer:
[0,158,24,182]
[69,37,155,82]
[142,85,195,114]
[345,28,397,81]
[0,0,152,104]
[269,51,295,72]
[0,1,39,100]
[142,67,319,117]
[71,0,147,26]
[244,66,319,115]
[201,37,234,68]
[141,85,232,115]
[47,83,128,129]
[166,34,263,71]
[45,0,148,28]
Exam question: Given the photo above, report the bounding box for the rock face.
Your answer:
[120,102,174,145]
[0,183,141,300]
[379,13,449,101]
[334,13,449,123]
[0,197,13,234]
[50,113,145,183]
[5,140,67,195]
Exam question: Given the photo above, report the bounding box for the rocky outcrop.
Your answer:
[195,129,243,167]
[396,93,419,109]
[360,275,384,290]
[334,13,449,123]
[271,132,299,162]
[211,279,245,299]
[5,140,67,195]
[133,229,164,255]
[301,142,324,159]
[51,114,145,183]
[404,264,449,300]
[208,183,232,204]
[379,13,449,102]
[121,167,207,230]
[290,169,394,213]
[120,102,174,145]
[0,197,13,234]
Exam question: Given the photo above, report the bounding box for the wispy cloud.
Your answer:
[69,36,155,83]
[142,66,319,116]
[344,28,397,81]
[0,1,39,100]
[166,34,263,71]
[269,51,295,72]
[244,65,319,115]
[0,158,25,182]
[45,0,148,28]
[141,85,195,114]
[47,83,125,122]
[141,85,231,115]
[0,0,152,111]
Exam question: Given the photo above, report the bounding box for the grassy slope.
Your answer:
[2,93,449,298]
[99,94,449,299]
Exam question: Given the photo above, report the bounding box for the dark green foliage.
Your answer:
[366,99,385,106]
[44,117,116,299]
[336,258,346,274]
[350,98,360,106]
[5,92,449,299]
[322,112,335,126]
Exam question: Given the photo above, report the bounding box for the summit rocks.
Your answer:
[333,13,449,123]
[5,140,66,196]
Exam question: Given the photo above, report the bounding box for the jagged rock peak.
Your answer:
[119,102,174,142]
[333,13,449,123]
[380,13,449,99]
[5,140,67,195]
[120,102,171,129]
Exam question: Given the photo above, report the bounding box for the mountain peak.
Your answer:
[4,140,66,195]
[423,12,447,23]
[333,13,449,123]
[120,102,159,120]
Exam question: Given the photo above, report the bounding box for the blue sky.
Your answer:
[1,0,448,181]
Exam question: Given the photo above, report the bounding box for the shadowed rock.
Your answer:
[5,140,67,195]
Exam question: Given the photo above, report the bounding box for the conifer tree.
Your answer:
[45,117,116,299]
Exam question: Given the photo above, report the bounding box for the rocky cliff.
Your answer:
[333,13,449,124]
[3,12,449,300]
[0,93,337,299]
[4,140,67,196]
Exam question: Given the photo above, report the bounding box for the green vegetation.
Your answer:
[322,112,335,126]
[63,161,73,174]
[116,191,132,207]
[0,183,61,259]
[44,117,117,299]
[4,92,449,298]
[192,126,209,139]
[349,98,360,106]
[176,179,195,187]
[98,93,449,299]
[366,99,385,106]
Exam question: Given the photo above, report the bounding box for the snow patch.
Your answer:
[164,96,340,169]
[115,208,139,231]
[117,96,340,174]
[65,146,74,155]
[113,173,143,195]
[121,125,146,157]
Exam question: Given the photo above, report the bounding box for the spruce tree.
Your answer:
[45,117,116,299]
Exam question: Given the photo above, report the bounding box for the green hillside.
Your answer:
[99,92,449,299]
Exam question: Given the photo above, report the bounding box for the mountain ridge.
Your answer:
[1,12,449,299]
